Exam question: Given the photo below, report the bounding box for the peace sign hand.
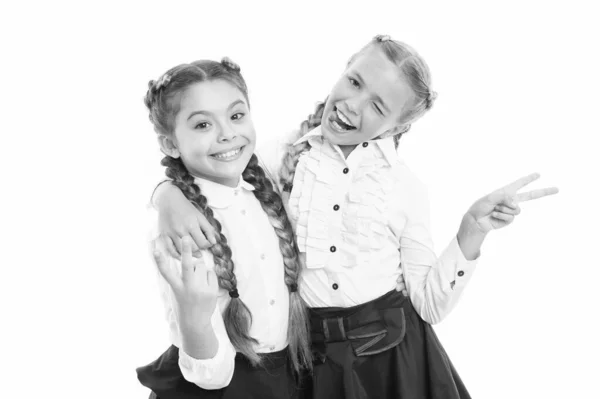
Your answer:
[466,173,559,234]
[153,236,219,328]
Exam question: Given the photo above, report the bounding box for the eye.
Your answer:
[348,77,360,88]
[195,121,211,130]
[373,103,383,115]
[231,112,245,121]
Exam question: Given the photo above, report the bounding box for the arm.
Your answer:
[256,129,303,192]
[400,172,558,324]
[152,181,218,256]
[398,180,478,325]
[153,237,237,389]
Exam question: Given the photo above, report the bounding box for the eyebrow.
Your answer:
[355,72,390,114]
[186,99,246,121]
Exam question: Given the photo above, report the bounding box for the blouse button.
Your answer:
[362,142,369,148]
[269,299,275,305]
[457,270,465,277]
[260,254,266,260]
[241,209,246,215]
[330,246,337,253]
[332,283,339,290]
[333,204,340,211]
[343,167,349,174]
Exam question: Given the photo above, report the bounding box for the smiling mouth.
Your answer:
[210,146,245,161]
[330,107,357,132]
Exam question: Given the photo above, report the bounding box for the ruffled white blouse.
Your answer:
[261,126,478,324]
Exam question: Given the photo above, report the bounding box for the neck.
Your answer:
[338,144,358,159]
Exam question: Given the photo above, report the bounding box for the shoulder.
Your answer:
[391,160,427,191]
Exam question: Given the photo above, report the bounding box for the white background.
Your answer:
[1,1,599,398]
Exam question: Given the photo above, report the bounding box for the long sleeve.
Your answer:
[256,129,302,192]
[149,209,237,389]
[397,177,478,325]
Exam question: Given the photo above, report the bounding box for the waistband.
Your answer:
[308,290,409,358]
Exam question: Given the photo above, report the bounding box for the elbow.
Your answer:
[412,299,444,325]
[421,311,442,325]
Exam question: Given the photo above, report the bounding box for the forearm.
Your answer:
[456,214,487,261]
[402,236,478,324]
[176,311,237,389]
[179,315,219,360]
[152,180,178,209]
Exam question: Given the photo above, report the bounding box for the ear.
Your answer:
[157,134,180,158]
[377,124,408,140]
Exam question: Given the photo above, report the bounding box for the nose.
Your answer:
[217,122,237,142]
[343,95,367,116]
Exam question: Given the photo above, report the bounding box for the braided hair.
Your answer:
[280,35,437,193]
[144,59,311,372]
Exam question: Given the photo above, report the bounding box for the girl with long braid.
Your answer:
[136,59,311,399]
[152,36,558,398]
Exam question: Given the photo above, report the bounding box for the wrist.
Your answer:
[457,214,487,260]
[153,181,178,209]
[177,304,213,332]
[179,315,213,334]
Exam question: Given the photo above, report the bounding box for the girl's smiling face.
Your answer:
[161,79,256,187]
[321,46,415,147]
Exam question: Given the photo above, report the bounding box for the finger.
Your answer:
[499,197,518,209]
[494,205,521,215]
[503,172,541,193]
[207,268,218,289]
[190,225,213,250]
[171,235,184,256]
[515,187,559,202]
[197,217,219,245]
[153,250,179,289]
[163,235,181,260]
[191,248,204,258]
[180,236,194,283]
[492,211,515,223]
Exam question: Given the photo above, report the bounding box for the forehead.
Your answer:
[348,46,414,116]
[178,80,246,114]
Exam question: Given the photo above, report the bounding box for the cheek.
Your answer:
[329,79,348,99]
[361,115,389,139]
[179,135,211,160]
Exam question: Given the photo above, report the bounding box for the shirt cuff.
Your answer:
[444,236,478,291]
[178,341,236,390]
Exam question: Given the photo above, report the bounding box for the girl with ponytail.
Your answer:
[136,58,311,399]
[152,36,558,398]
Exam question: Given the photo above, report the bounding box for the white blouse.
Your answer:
[149,177,290,389]
[259,126,478,324]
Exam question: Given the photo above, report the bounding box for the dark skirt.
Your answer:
[309,290,471,399]
[136,345,310,399]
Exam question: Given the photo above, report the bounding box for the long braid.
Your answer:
[162,155,262,366]
[243,154,312,373]
[280,101,326,193]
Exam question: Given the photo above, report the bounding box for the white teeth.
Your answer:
[332,120,345,131]
[336,109,355,127]
[213,147,242,159]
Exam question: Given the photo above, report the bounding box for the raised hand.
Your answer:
[153,236,219,328]
[465,173,558,234]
